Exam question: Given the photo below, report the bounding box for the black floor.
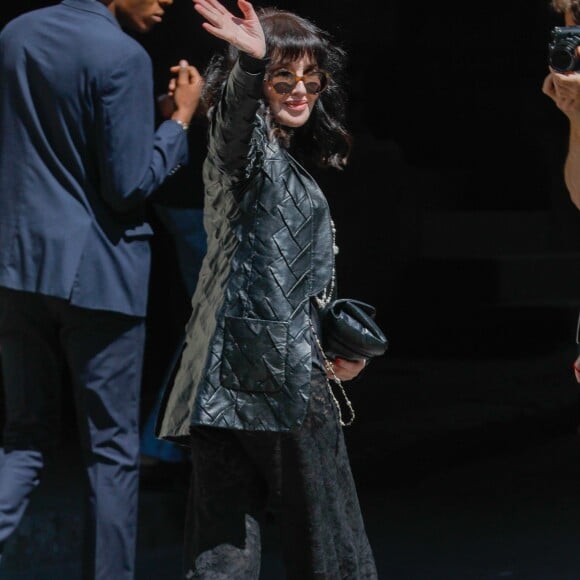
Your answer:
[2,340,580,579]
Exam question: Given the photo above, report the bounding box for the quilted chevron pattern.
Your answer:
[157,60,335,440]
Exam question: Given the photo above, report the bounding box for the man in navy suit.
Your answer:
[0,0,202,577]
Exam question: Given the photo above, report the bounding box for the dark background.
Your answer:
[3,4,580,577]
[131,0,580,363]
[1,0,580,457]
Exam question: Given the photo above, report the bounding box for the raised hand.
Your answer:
[193,0,266,59]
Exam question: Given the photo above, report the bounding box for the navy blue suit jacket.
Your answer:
[0,0,189,317]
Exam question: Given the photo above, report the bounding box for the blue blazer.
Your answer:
[0,0,189,317]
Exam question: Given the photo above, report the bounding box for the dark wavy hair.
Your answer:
[201,7,352,170]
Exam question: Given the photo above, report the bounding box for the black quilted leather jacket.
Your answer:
[157,56,334,439]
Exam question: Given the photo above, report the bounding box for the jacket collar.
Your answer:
[61,0,120,29]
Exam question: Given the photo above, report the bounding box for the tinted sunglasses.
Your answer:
[265,69,329,95]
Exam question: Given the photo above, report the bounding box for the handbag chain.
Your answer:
[316,219,338,308]
[311,218,355,426]
[309,318,356,427]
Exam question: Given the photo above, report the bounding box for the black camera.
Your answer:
[549,25,580,72]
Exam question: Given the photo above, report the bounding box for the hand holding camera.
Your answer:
[548,25,580,72]
[543,25,580,119]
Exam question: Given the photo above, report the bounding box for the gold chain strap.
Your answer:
[317,219,338,308]
[309,319,356,427]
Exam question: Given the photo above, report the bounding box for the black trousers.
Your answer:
[185,365,378,580]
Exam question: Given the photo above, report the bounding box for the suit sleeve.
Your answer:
[95,48,188,213]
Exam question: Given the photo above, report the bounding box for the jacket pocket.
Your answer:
[220,316,288,393]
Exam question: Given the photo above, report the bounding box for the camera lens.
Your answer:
[549,38,580,72]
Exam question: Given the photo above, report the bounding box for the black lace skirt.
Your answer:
[184,344,378,580]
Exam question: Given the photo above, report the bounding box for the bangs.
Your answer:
[269,45,324,69]
[260,9,329,69]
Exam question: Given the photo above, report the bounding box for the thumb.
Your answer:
[175,60,190,84]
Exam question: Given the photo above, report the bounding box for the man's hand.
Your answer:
[166,60,204,126]
[574,354,580,383]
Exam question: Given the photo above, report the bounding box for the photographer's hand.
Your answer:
[543,69,580,209]
[543,69,580,120]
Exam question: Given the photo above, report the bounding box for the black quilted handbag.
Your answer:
[319,298,388,361]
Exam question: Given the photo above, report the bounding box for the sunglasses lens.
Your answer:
[272,82,294,94]
[305,72,327,94]
[304,81,322,94]
[269,71,328,95]
[271,71,295,94]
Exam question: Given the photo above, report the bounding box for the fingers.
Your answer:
[542,73,555,98]
[553,71,580,92]
[167,60,204,121]
[200,0,228,14]
[176,60,195,84]
[543,71,580,115]
[193,0,229,29]
[330,358,366,382]
[169,60,202,85]
[237,0,256,19]
[156,93,176,119]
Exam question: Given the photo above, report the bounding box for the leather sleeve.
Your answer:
[206,58,267,187]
